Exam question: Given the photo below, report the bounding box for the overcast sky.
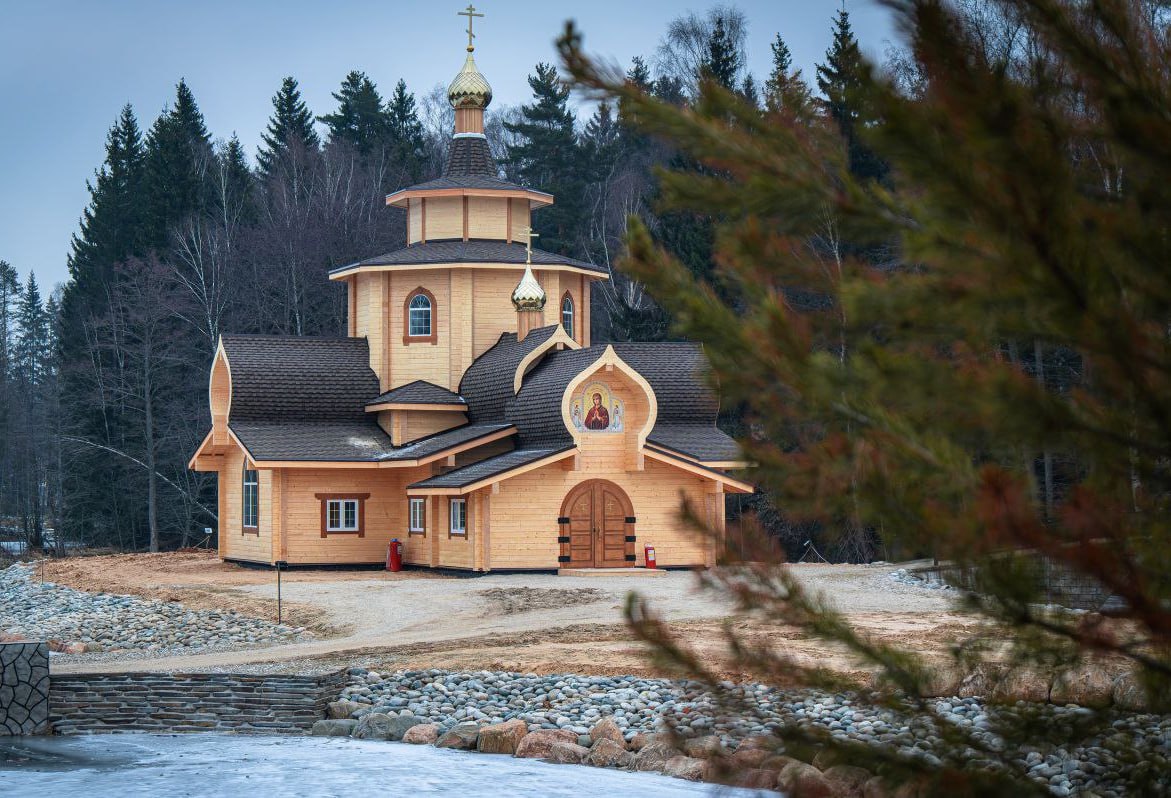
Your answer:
[0,1,901,291]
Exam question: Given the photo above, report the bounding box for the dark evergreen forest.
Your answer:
[0,7,989,560]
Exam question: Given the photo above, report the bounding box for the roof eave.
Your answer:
[385,186,554,209]
[329,260,609,282]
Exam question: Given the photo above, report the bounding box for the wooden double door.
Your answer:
[562,480,632,568]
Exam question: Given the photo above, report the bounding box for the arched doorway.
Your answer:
[559,480,634,568]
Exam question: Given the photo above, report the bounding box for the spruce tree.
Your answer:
[740,74,760,108]
[142,80,214,247]
[318,71,390,154]
[562,0,1171,789]
[765,33,813,118]
[257,76,319,177]
[68,105,146,283]
[13,274,48,389]
[700,14,742,90]
[504,63,582,255]
[0,261,17,377]
[385,79,426,183]
[816,9,885,182]
[217,135,255,223]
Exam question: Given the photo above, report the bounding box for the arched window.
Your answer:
[561,292,575,339]
[403,287,437,345]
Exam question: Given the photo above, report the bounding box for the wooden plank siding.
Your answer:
[219,446,273,564]
[482,456,710,570]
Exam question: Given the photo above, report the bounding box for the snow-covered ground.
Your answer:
[0,732,758,797]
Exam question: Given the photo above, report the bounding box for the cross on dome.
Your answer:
[520,226,539,265]
[458,4,484,52]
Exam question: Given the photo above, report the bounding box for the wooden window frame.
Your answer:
[408,497,426,536]
[561,291,575,340]
[449,497,468,538]
[315,493,370,537]
[403,287,438,345]
[242,466,259,535]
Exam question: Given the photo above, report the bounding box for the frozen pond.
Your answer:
[0,733,767,797]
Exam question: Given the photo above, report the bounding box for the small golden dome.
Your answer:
[511,265,546,311]
[448,53,493,110]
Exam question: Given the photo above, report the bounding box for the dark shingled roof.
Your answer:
[460,326,560,423]
[218,334,513,462]
[221,335,377,423]
[501,342,723,446]
[380,423,513,462]
[443,135,499,179]
[367,380,466,408]
[230,420,512,463]
[647,425,742,462]
[408,446,573,489]
[390,136,552,197]
[232,421,393,462]
[336,240,604,276]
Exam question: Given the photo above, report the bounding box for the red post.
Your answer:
[644,544,657,570]
[387,539,403,572]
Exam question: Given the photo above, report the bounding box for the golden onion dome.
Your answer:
[448,53,493,110]
[511,265,546,311]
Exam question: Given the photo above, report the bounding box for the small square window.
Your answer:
[327,499,360,532]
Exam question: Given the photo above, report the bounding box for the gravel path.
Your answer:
[49,563,958,674]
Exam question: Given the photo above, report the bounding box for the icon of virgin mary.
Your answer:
[584,392,610,430]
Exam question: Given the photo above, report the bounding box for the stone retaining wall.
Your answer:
[912,555,1117,610]
[0,641,50,734]
[49,670,347,735]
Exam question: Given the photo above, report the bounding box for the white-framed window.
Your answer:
[409,497,426,534]
[449,498,467,537]
[327,499,360,532]
[561,294,575,338]
[242,467,259,530]
[409,293,432,336]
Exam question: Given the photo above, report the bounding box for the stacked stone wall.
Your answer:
[0,642,50,734]
[49,670,346,734]
[912,555,1116,610]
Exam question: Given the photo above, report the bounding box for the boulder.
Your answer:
[383,715,424,741]
[663,755,706,781]
[514,729,578,759]
[402,723,440,745]
[1051,665,1114,708]
[957,667,995,699]
[589,717,625,747]
[683,734,723,759]
[823,764,873,798]
[734,769,780,789]
[436,722,481,750]
[778,761,834,798]
[633,741,684,772]
[628,733,652,751]
[352,713,396,740]
[729,747,771,769]
[548,741,590,765]
[811,749,842,771]
[1112,671,1154,712]
[919,664,963,697]
[990,669,1052,704]
[477,719,528,755]
[586,738,633,769]
[327,699,364,719]
[863,777,892,798]
[309,719,356,737]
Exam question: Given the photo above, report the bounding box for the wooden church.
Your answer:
[189,14,752,570]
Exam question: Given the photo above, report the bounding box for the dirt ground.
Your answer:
[38,552,978,679]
